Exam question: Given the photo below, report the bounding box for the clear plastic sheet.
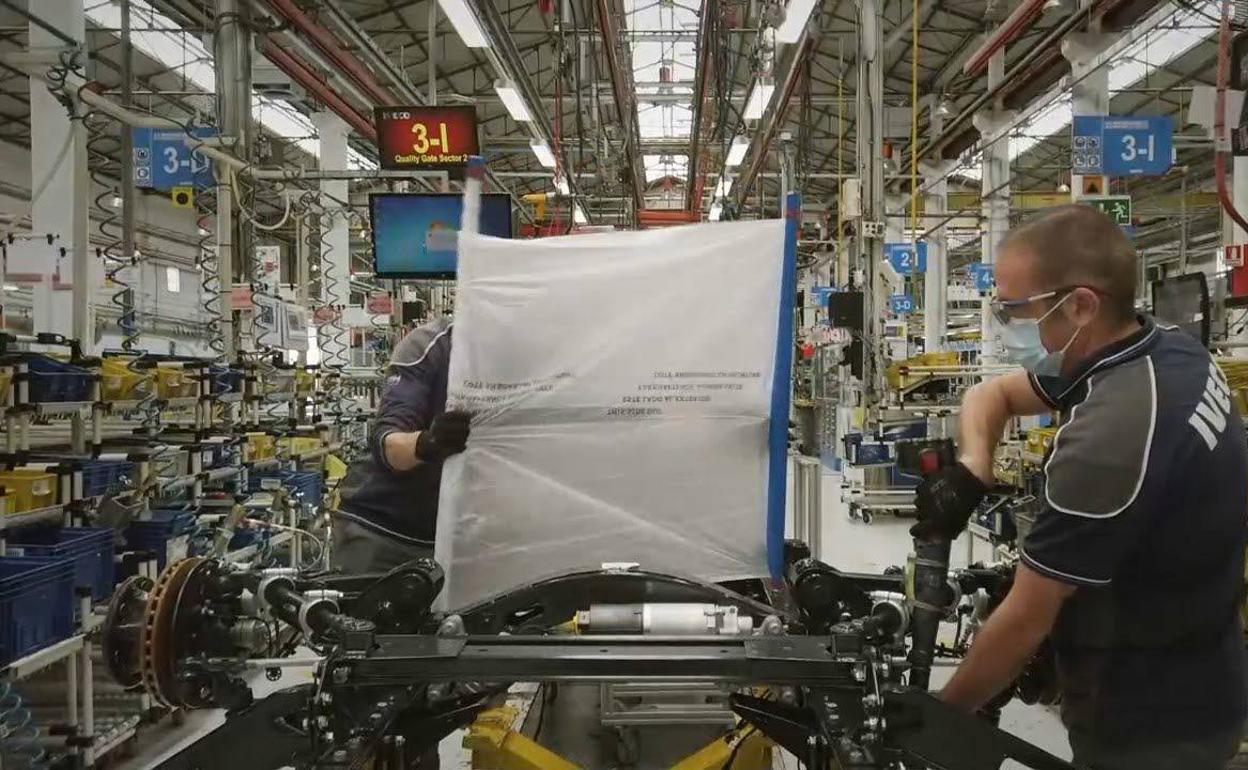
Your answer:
[435,221,787,607]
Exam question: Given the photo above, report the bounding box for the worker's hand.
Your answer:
[909,462,988,541]
[414,411,472,462]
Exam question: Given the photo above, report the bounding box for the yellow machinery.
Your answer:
[464,705,772,770]
[885,351,959,391]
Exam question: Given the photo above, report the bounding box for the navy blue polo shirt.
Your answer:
[1023,316,1248,744]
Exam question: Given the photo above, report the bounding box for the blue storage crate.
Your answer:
[125,510,195,572]
[80,459,136,497]
[25,356,94,403]
[249,469,322,506]
[0,556,75,666]
[852,442,891,466]
[7,527,115,601]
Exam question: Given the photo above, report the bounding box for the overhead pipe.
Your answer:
[264,0,394,107]
[596,0,646,210]
[260,41,378,142]
[734,35,816,205]
[685,0,715,210]
[318,0,423,102]
[962,0,1048,76]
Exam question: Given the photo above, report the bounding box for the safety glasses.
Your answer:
[988,285,1110,325]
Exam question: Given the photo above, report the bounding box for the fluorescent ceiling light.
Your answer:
[775,0,818,43]
[726,136,749,167]
[495,80,532,122]
[573,204,588,224]
[2,284,17,291]
[530,138,556,168]
[744,82,774,120]
[437,0,490,48]
[716,176,734,199]
[708,203,723,222]
[555,176,570,195]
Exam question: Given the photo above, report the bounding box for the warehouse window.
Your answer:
[166,267,181,293]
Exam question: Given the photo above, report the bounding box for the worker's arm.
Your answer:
[939,564,1075,711]
[956,370,1051,485]
[371,324,467,473]
[911,370,1052,540]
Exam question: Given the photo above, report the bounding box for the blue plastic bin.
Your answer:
[80,460,136,498]
[249,470,322,506]
[0,556,75,666]
[126,510,195,572]
[7,527,115,601]
[25,356,94,403]
[210,366,244,395]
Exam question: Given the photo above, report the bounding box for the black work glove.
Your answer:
[908,462,988,541]
[414,411,472,462]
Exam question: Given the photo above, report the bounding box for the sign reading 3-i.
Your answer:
[411,120,452,155]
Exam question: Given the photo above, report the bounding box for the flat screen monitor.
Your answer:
[370,193,513,278]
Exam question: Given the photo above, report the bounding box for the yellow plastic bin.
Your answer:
[155,364,198,399]
[0,469,57,512]
[246,433,276,461]
[100,358,154,401]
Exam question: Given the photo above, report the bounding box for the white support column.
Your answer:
[28,0,90,344]
[972,48,1014,363]
[1063,31,1116,196]
[312,112,352,369]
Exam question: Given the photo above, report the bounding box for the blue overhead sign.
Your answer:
[884,241,927,274]
[889,294,915,314]
[1071,115,1172,177]
[133,126,216,190]
[968,262,994,292]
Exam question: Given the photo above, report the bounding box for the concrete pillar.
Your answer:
[28,0,90,344]
[1063,32,1115,196]
[213,0,251,359]
[312,111,352,369]
[922,107,951,353]
[972,48,1014,363]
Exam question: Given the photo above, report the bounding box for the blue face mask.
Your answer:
[998,293,1081,377]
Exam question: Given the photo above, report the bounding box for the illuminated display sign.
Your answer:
[375,106,480,171]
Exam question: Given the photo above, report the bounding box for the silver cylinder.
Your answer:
[578,603,753,635]
[796,455,822,559]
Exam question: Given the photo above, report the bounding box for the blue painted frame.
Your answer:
[766,192,800,577]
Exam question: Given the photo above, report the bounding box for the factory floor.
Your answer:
[122,464,1070,769]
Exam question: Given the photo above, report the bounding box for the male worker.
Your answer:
[333,316,472,573]
[912,204,1247,769]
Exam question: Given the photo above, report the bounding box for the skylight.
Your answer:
[83,0,376,170]
[624,0,699,181]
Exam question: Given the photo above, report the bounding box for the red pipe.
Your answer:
[262,41,378,142]
[265,0,396,106]
[638,209,701,224]
[963,0,1046,76]
[1216,0,1248,233]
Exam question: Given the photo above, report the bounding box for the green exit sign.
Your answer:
[1079,195,1132,227]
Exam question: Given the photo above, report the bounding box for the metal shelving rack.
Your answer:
[0,342,345,766]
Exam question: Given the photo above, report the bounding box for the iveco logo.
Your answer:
[1189,361,1233,451]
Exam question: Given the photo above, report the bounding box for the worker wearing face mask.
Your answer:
[910,205,1248,769]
